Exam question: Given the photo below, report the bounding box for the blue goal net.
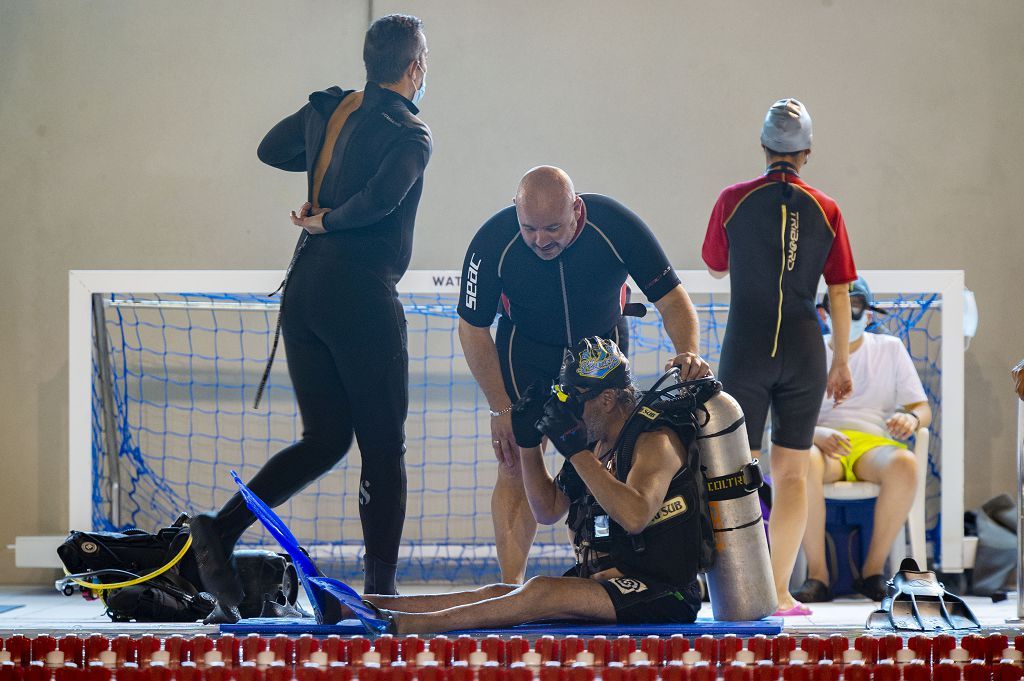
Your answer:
[90,284,946,583]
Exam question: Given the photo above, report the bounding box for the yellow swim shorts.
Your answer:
[838,430,906,482]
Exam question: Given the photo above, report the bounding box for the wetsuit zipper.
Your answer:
[255,98,346,409]
[558,259,573,346]
[767,163,800,360]
[771,204,786,358]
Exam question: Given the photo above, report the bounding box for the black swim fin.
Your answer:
[866,558,980,631]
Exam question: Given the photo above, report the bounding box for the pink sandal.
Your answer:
[773,603,813,616]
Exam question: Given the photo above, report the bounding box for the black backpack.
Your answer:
[57,515,300,622]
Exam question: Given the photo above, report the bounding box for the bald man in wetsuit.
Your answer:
[458,166,710,583]
[702,99,856,615]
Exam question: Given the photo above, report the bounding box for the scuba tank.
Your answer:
[696,388,778,620]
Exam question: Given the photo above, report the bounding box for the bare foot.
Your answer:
[776,593,798,611]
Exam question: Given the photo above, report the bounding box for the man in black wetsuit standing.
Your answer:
[189,14,432,622]
[701,99,856,615]
[458,166,709,583]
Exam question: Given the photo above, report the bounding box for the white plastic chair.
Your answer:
[821,427,930,570]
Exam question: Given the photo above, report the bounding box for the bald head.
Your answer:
[516,166,576,208]
[515,166,582,260]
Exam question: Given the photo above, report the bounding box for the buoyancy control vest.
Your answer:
[558,372,723,585]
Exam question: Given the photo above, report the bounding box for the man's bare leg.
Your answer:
[492,456,537,583]
[803,446,844,583]
[366,583,518,614]
[384,576,615,635]
[853,446,917,576]
[768,445,811,611]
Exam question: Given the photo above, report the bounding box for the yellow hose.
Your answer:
[64,534,193,591]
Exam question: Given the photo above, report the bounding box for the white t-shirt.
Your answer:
[818,332,928,437]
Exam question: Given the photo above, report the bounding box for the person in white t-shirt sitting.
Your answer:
[793,276,932,603]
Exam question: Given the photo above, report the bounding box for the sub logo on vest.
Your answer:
[609,577,648,595]
[639,406,660,421]
[649,495,687,526]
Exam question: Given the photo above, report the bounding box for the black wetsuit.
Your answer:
[702,166,856,450]
[213,82,431,591]
[457,194,680,400]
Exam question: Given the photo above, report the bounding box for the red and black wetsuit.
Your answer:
[458,194,679,400]
[702,164,856,450]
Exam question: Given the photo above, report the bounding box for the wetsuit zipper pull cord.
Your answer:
[254,232,311,409]
[558,259,573,347]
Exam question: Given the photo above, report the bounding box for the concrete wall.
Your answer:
[1,0,1022,583]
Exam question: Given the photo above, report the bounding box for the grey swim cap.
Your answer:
[760,98,812,153]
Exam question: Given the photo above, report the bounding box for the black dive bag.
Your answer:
[57,516,300,622]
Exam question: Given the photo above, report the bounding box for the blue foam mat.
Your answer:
[222,616,782,636]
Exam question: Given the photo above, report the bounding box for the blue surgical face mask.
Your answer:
[412,64,426,105]
[849,315,868,343]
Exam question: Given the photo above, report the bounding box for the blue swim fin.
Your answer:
[230,470,392,633]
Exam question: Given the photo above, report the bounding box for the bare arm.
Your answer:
[906,402,932,430]
[813,426,851,460]
[825,284,853,403]
[707,268,728,279]
[519,447,570,525]
[887,401,933,440]
[827,285,852,364]
[569,431,680,535]
[653,285,711,379]
[458,319,517,467]
[459,319,508,409]
[654,285,699,354]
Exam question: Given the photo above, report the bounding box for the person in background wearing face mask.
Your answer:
[457,166,710,584]
[701,98,857,616]
[793,277,931,603]
[187,14,432,623]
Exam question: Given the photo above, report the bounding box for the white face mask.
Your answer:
[412,63,426,105]
[849,315,868,342]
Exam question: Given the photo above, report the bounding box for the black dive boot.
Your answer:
[188,514,245,623]
[364,554,399,596]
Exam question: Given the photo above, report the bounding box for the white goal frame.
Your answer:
[35,269,968,573]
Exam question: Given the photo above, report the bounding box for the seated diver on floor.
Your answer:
[322,337,717,634]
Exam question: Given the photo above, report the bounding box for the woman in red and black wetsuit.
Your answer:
[701,99,856,615]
